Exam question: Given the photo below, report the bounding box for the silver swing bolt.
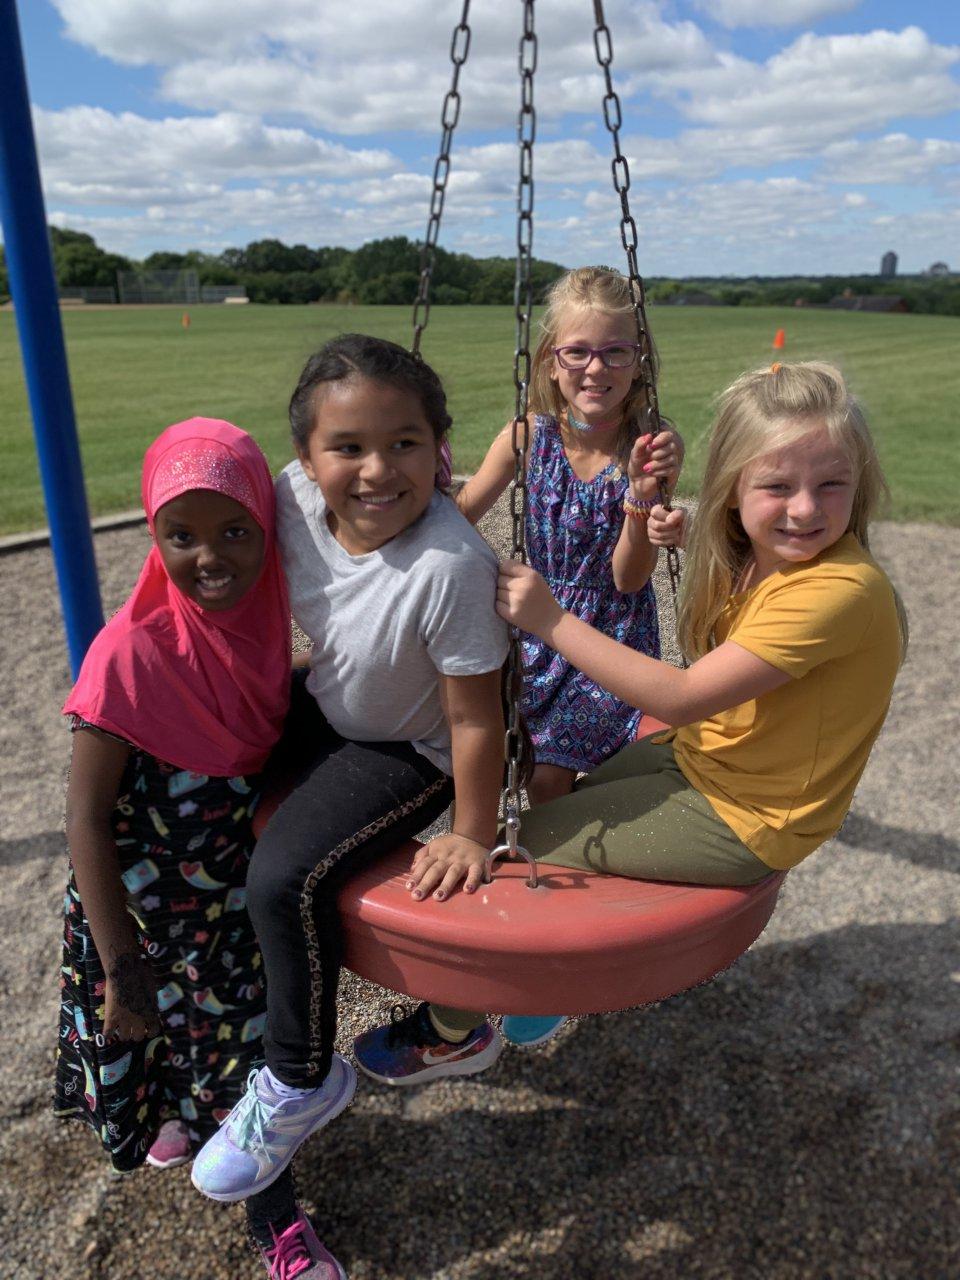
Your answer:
[486,798,539,888]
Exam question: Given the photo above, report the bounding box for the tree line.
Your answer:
[647,273,960,317]
[1,227,957,315]
[0,228,566,307]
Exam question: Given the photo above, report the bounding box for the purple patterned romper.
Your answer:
[522,415,660,772]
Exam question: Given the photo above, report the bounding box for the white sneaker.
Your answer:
[190,1057,356,1202]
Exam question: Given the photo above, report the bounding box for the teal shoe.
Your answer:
[501,1015,566,1047]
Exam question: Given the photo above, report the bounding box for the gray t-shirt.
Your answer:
[276,461,509,774]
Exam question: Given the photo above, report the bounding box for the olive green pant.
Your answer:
[433,738,770,1033]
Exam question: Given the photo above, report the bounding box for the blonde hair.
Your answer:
[529,266,661,462]
[677,360,908,661]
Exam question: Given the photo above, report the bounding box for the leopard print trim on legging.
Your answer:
[299,774,450,1076]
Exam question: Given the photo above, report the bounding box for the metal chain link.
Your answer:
[411,2,472,357]
[489,0,539,888]
[591,0,684,624]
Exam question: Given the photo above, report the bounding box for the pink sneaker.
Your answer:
[146,1119,192,1169]
[257,1210,346,1280]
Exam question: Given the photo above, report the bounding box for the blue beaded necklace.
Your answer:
[565,407,620,434]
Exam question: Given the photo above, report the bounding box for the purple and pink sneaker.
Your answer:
[256,1209,346,1280]
[190,1055,356,1202]
[146,1119,193,1169]
[354,1003,502,1086]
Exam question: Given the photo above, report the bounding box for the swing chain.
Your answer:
[494,0,538,885]
[411,1,472,357]
[591,0,684,611]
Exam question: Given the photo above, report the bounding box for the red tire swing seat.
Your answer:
[251,717,785,1016]
[257,5,785,1017]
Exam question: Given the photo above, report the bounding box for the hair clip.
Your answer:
[769,362,782,374]
[435,437,453,489]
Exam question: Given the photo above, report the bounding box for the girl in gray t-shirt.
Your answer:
[191,334,515,1268]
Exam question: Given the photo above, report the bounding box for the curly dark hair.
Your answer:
[289,333,452,452]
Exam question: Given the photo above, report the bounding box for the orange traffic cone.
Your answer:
[772,328,785,350]
[182,311,191,329]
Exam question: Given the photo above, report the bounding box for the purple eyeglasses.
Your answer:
[552,342,641,370]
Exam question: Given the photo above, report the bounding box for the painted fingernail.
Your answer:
[412,890,422,899]
[434,891,445,900]
[643,463,653,473]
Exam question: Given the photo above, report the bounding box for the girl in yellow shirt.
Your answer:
[493,359,907,880]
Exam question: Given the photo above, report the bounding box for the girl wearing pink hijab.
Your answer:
[54,420,296,1236]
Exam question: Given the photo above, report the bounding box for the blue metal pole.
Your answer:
[0,0,103,678]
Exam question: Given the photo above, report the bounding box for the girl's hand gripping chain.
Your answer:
[613,429,684,592]
[627,429,682,503]
[647,503,686,549]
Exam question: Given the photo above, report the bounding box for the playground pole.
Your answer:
[0,0,104,677]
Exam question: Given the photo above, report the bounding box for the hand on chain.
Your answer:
[627,429,682,502]
[647,504,686,549]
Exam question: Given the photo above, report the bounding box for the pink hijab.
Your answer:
[64,418,290,776]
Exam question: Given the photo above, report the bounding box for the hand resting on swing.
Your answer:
[496,560,791,728]
[405,668,504,903]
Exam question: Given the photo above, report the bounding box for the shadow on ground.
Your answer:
[836,811,959,873]
[74,918,959,1280]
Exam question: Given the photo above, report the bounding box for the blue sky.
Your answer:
[11,0,960,275]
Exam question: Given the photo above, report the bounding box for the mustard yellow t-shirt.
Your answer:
[665,535,902,870]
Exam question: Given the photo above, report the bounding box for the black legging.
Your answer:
[247,672,453,1089]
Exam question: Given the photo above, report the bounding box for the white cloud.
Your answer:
[455,140,612,186]
[54,1,715,134]
[649,27,959,147]
[53,0,289,64]
[695,0,862,29]
[54,0,711,70]
[820,134,960,184]
[34,107,395,201]
[45,168,960,277]
[534,192,960,275]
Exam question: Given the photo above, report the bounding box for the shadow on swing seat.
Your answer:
[251,717,786,1016]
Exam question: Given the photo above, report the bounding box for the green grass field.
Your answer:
[1,303,957,534]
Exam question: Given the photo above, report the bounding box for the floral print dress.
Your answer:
[521,415,660,772]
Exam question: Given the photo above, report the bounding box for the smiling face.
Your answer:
[154,489,265,610]
[734,421,857,579]
[298,375,440,555]
[550,308,640,426]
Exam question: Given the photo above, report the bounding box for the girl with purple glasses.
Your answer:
[456,265,683,810]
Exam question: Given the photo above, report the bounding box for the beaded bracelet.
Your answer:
[623,492,656,521]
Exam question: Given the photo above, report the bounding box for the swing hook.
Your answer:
[485,835,540,890]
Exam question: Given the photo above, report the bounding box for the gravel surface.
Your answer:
[1,498,957,1280]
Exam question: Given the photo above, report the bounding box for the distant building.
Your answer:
[827,294,909,313]
[927,261,950,277]
[880,251,897,278]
